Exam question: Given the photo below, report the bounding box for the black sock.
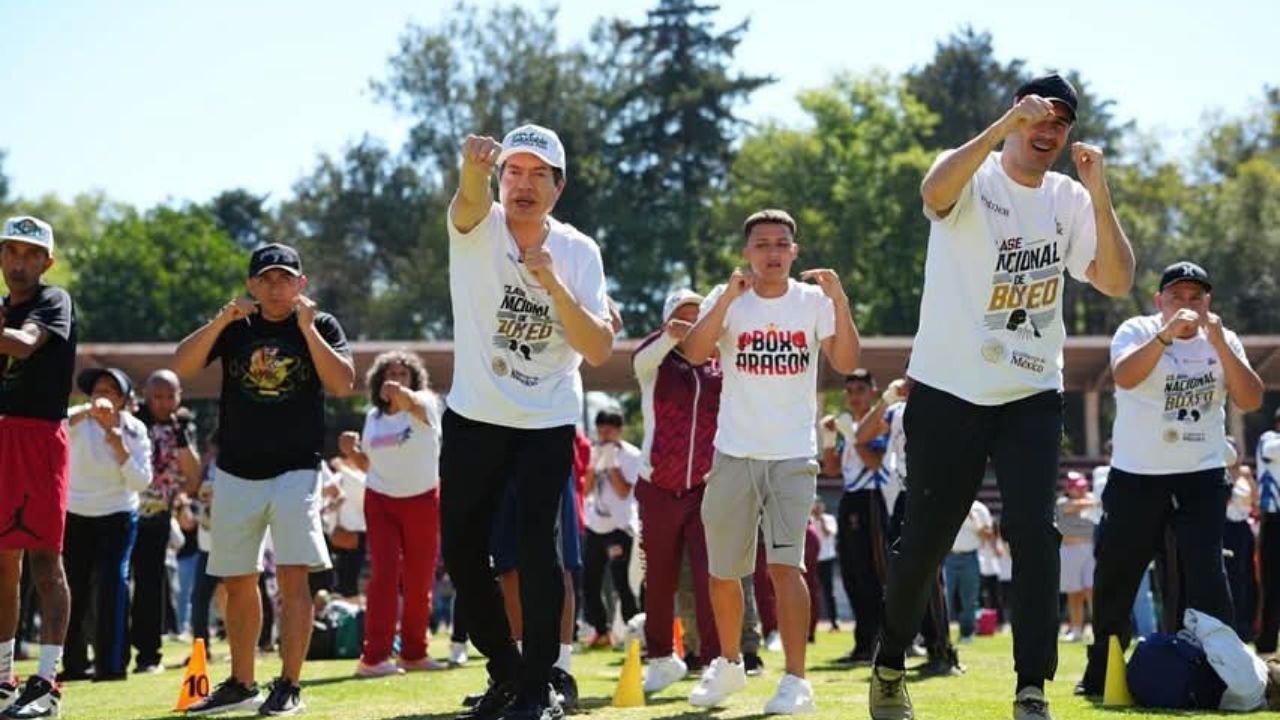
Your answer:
[1016,675,1044,693]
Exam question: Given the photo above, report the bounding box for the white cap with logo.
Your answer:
[1,216,55,255]
[663,288,704,323]
[497,124,566,172]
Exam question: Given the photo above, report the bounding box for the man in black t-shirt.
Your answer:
[131,369,202,674]
[174,243,354,717]
[0,215,76,719]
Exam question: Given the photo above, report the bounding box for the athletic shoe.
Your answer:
[643,655,687,693]
[868,666,913,720]
[501,693,563,720]
[1012,687,1053,720]
[450,642,470,666]
[743,652,764,677]
[763,674,816,715]
[764,631,783,653]
[683,651,704,675]
[905,644,927,658]
[917,651,964,678]
[258,678,304,717]
[354,659,403,678]
[549,668,578,712]
[185,677,262,715]
[133,663,164,675]
[459,681,516,720]
[398,656,447,672]
[0,679,20,714]
[835,649,874,667]
[1061,628,1081,643]
[688,657,746,707]
[3,676,60,719]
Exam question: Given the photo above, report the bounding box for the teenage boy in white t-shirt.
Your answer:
[682,209,859,715]
[870,74,1135,720]
[1075,261,1263,696]
[441,124,613,720]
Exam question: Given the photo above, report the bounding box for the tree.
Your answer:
[210,188,271,251]
[0,150,9,207]
[69,206,248,341]
[1,191,121,290]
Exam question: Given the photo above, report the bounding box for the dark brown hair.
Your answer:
[366,350,430,414]
[742,209,797,241]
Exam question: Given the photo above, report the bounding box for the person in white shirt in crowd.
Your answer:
[871,73,1135,720]
[1223,440,1258,642]
[581,411,641,647]
[328,432,368,600]
[946,501,994,645]
[1056,472,1099,643]
[978,523,1005,626]
[1076,261,1263,697]
[348,350,446,677]
[1256,409,1280,654]
[443,125,612,720]
[682,208,859,714]
[811,501,839,633]
[61,368,152,682]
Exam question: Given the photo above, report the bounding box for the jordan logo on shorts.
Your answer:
[0,495,40,540]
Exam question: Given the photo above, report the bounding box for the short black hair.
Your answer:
[595,410,624,428]
[844,368,874,387]
[742,209,797,241]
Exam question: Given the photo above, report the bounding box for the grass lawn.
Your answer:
[21,629,1240,719]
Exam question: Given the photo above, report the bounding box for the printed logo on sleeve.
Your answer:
[734,325,811,376]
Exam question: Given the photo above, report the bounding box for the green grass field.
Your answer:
[19,629,1240,719]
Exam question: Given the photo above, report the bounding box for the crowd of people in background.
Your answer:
[1,67,1278,720]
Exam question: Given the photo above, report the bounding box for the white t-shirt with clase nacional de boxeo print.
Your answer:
[446,202,609,429]
[908,152,1097,406]
[700,279,835,460]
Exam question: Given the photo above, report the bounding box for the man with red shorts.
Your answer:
[0,216,77,719]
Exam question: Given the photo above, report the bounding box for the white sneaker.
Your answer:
[688,657,746,707]
[1062,629,1081,643]
[765,631,783,652]
[764,674,816,715]
[4,676,60,719]
[644,655,688,693]
[449,641,469,666]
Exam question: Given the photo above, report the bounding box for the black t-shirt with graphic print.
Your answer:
[208,311,350,480]
[0,285,77,421]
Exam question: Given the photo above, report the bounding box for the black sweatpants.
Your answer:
[880,383,1063,682]
[1223,519,1256,642]
[1257,514,1280,653]
[582,528,637,636]
[837,488,888,655]
[440,409,574,704]
[63,511,138,679]
[817,559,838,626]
[888,491,952,660]
[1082,467,1233,687]
[130,514,172,668]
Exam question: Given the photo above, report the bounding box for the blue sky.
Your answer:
[2,0,1275,208]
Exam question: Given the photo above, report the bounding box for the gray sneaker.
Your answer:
[868,666,913,720]
[1012,687,1052,720]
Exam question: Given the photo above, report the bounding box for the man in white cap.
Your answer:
[631,289,724,693]
[442,124,613,720]
[0,216,76,719]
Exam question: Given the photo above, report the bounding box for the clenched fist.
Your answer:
[1001,94,1058,136]
[461,135,502,171]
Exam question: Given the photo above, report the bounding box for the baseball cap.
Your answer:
[662,289,703,322]
[497,124,566,172]
[76,366,135,400]
[1015,73,1079,122]
[249,243,302,278]
[1159,261,1212,293]
[1066,471,1089,491]
[1,216,55,255]
[844,368,875,386]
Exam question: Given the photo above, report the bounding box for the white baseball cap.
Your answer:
[1,216,55,255]
[663,288,704,322]
[497,124,566,172]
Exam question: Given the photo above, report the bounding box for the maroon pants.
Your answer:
[636,481,719,662]
[360,487,440,664]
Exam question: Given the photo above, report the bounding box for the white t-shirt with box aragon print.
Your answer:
[700,279,836,461]
[1109,314,1250,475]
[909,152,1098,406]
[447,202,609,429]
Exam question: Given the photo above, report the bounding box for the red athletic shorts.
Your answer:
[0,417,69,551]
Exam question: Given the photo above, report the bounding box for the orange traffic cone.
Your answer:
[174,638,212,711]
[673,617,685,659]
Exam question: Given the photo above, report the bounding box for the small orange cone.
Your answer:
[174,638,211,711]
[673,617,685,659]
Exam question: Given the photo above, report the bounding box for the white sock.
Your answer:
[516,640,523,654]
[555,644,572,672]
[0,639,13,681]
[37,644,62,682]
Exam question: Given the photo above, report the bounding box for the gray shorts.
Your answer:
[700,451,817,579]
[207,468,332,577]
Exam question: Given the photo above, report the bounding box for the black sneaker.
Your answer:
[501,692,563,720]
[683,652,704,675]
[258,678,304,717]
[3,676,61,719]
[1013,687,1053,720]
[185,677,262,716]
[459,681,516,720]
[743,652,764,677]
[548,668,578,713]
[836,649,875,667]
